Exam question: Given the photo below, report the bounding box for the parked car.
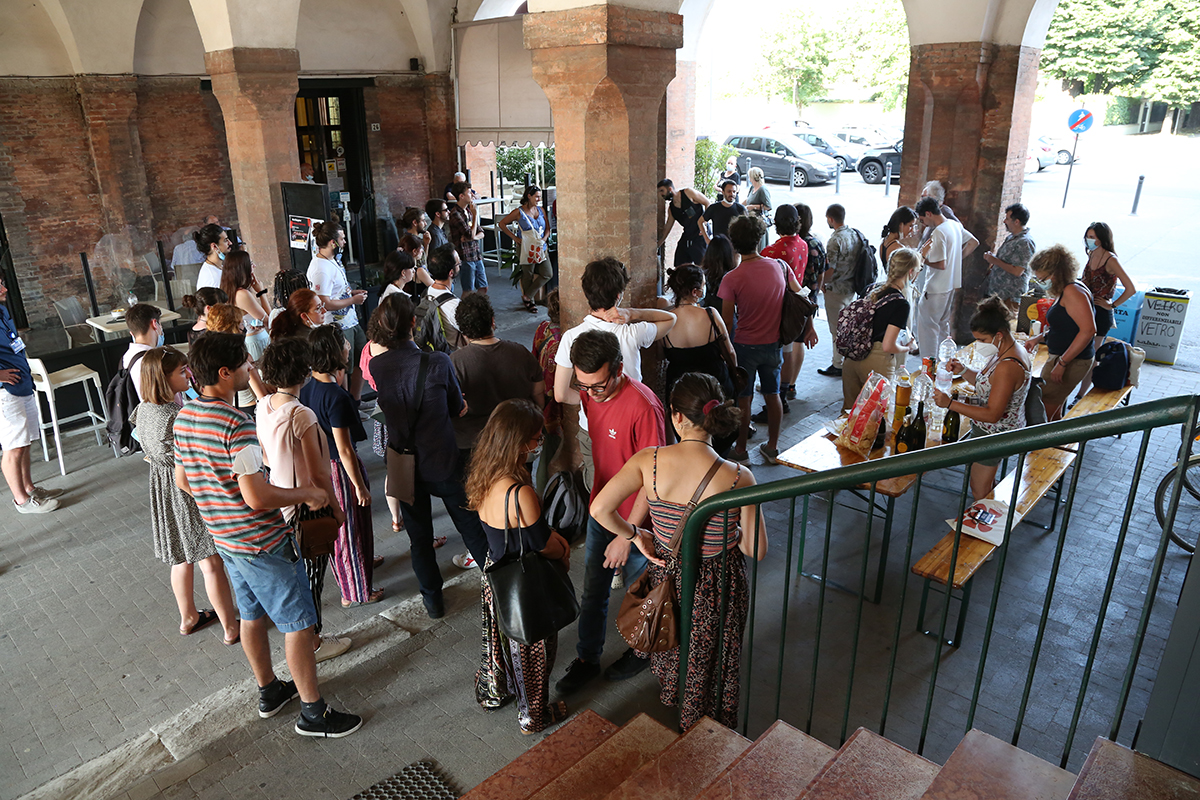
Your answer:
[781,128,866,172]
[722,133,840,187]
[1029,142,1055,171]
[857,140,902,184]
[836,125,898,148]
[1039,135,1075,165]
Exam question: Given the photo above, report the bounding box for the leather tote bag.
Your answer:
[617,458,724,653]
[287,408,339,559]
[484,484,580,645]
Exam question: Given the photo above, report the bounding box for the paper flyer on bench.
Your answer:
[945,499,1010,546]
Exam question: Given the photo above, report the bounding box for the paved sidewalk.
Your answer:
[2,270,1198,799]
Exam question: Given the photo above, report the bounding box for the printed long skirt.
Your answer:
[329,455,375,604]
[648,541,748,731]
[475,566,558,733]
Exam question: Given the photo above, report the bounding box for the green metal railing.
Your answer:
[677,394,1200,768]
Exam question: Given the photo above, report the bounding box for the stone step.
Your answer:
[798,728,940,800]
[918,729,1075,800]
[526,712,679,800]
[1068,737,1200,800]
[603,716,752,800]
[463,709,620,800]
[696,719,837,800]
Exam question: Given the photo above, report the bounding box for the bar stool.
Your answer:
[26,357,112,476]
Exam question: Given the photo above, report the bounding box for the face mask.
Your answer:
[1084,238,1098,253]
[527,443,543,461]
[157,330,165,347]
[218,251,225,261]
[335,252,343,265]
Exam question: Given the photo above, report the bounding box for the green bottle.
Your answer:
[910,401,927,451]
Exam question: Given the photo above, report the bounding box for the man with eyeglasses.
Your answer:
[555,329,664,695]
[425,199,451,252]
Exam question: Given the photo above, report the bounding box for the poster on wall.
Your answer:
[288,216,312,250]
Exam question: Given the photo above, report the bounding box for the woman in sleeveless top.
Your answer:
[135,347,238,644]
[466,399,571,734]
[591,373,767,731]
[743,167,772,250]
[880,206,917,267]
[499,185,554,312]
[1077,222,1136,399]
[659,265,738,452]
[934,296,1032,499]
[1023,245,1095,421]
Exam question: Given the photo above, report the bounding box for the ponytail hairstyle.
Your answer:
[270,288,318,340]
[881,206,917,239]
[970,295,1015,337]
[670,372,741,440]
[193,223,225,257]
[872,247,920,302]
[181,287,227,318]
[665,264,705,305]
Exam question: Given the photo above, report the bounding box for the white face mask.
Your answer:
[527,443,543,461]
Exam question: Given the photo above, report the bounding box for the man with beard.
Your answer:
[657,179,711,266]
[703,179,747,242]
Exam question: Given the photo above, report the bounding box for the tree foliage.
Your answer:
[1043,0,1200,111]
[695,139,739,199]
[495,145,556,188]
[758,9,830,117]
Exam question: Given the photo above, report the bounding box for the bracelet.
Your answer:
[256,289,268,297]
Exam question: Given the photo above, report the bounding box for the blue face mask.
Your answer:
[1084,238,1098,253]
[218,251,226,261]
[157,330,165,347]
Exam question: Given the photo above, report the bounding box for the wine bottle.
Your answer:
[911,401,927,451]
[895,412,913,453]
[943,393,961,443]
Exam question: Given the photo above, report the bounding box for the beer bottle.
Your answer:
[942,392,961,443]
[895,412,914,453]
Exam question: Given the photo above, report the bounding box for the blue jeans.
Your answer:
[576,515,649,664]
[461,259,488,292]
[398,472,490,604]
[220,547,318,632]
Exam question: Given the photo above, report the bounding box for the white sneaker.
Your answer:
[30,486,63,501]
[452,552,477,569]
[314,636,352,664]
[14,496,58,514]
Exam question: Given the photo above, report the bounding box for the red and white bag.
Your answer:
[837,371,892,456]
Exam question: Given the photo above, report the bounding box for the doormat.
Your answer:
[349,759,459,799]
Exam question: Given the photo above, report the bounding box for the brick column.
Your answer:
[525,4,683,328]
[900,42,1040,340]
[423,73,459,200]
[75,75,156,290]
[205,48,300,271]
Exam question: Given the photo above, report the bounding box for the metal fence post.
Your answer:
[835,167,841,194]
[1130,175,1145,216]
[884,162,892,196]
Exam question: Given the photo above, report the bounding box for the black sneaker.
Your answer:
[817,365,843,378]
[259,679,298,719]
[604,648,650,680]
[751,409,769,424]
[423,594,445,619]
[781,396,790,414]
[555,658,602,694]
[784,384,797,401]
[295,706,363,738]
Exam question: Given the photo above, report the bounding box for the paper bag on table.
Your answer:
[836,371,891,457]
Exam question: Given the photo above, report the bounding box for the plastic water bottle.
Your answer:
[935,336,956,396]
[126,289,137,309]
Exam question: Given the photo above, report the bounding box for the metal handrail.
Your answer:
[676,394,1200,763]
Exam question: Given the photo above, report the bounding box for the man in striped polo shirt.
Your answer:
[174,333,362,738]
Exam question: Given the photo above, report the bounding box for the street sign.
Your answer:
[1068,109,1094,134]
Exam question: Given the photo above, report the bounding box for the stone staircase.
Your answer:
[462,710,1200,800]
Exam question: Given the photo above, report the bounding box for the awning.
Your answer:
[453,17,553,147]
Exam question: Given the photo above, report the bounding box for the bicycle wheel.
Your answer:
[1155,455,1200,554]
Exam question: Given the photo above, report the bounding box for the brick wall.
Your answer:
[370,75,435,220]
[136,77,237,245]
[0,79,105,329]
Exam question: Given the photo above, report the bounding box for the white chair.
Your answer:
[53,297,97,349]
[26,357,112,476]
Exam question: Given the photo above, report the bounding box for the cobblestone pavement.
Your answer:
[2,272,1198,800]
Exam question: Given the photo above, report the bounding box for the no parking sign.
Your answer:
[1061,109,1093,207]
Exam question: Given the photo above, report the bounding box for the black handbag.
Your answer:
[484,484,580,645]
[386,353,428,505]
[776,258,818,343]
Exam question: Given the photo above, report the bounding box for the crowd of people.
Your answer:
[0,170,1138,744]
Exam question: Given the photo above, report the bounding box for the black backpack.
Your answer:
[1092,339,1131,390]
[414,292,465,353]
[105,350,147,456]
[850,229,879,297]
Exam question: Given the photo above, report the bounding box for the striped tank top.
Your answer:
[646,447,742,558]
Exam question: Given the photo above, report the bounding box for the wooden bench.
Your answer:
[910,382,1135,647]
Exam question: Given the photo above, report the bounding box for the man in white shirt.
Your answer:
[915,197,978,352]
[122,304,164,402]
[194,223,230,291]
[424,244,464,348]
[553,257,675,490]
[306,221,368,399]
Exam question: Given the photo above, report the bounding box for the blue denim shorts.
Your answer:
[733,342,783,397]
[220,546,318,632]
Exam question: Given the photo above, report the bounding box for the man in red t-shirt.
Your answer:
[556,330,665,696]
[762,204,817,407]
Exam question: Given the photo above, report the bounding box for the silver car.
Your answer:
[722,132,840,187]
